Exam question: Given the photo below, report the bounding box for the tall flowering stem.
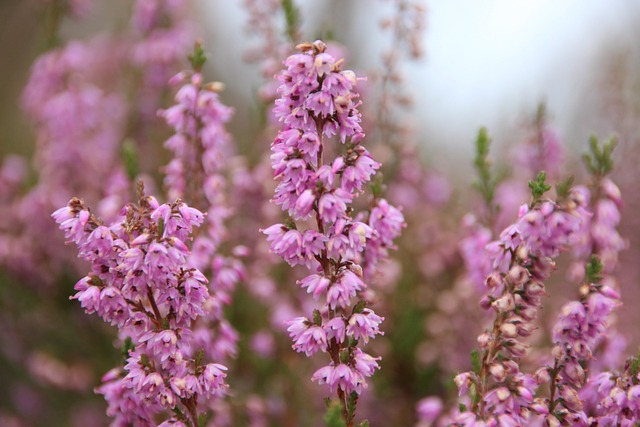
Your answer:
[459,128,500,292]
[544,257,620,425]
[159,42,243,364]
[52,186,228,426]
[376,0,426,156]
[452,173,589,425]
[543,137,626,424]
[262,40,402,425]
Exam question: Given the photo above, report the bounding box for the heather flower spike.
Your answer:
[160,41,243,366]
[263,40,403,426]
[53,184,228,426]
[450,170,590,425]
[545,136,627,424]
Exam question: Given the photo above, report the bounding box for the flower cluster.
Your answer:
[451,183,590,425]
[53,192,227,426]
[540,141,628,424]
[571,178,625,277]
[543,274,620,424]
[262,40,403,422]
[580,358,640,425]
[360,198,406,279]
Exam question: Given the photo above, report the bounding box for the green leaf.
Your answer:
[346,335,358,348]
[171,405,185,419]
[194,349,205,368]
[122,139,138,181]
[284,217,297,230]
[583,135,618,177]
[369,173,385,199]
[157,218,165,238]
[459,403,467,413]
[630,358,640,380]
[324,400,347,427]
[121,337,135,362]
[471,350,481,375]
[140,353,151,368]
[470,382,479,409]
[347,391,358,419]
[282,0,300,42]
[198,412,209,427]
[582,153,596,175]
[352,300,366,314]
[528,171,552,202]
[313,309,322,326]
[585,256,603,284]
[629,351,640,384]
[89,274,104,287]
[472,127,497,207]
[189,41,207,72]
[555,175,574,200]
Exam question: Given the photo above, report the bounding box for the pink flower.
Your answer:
[323,317,346,343]
[346,309,384,343]
[416,397,443,422]
[352,348,380,377]
[298,274,331,299]
[291,325,328,356]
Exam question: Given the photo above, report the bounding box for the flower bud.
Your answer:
[564,361,586,386]
[492,294,515,312]
[489,363,506,382]
[561,386,583,412]
[526,280,546,296]
[534,367,551,384]
[507,265,528,287]
[500,322,518,338]
[477,333,492,349]
[485,273,503,289]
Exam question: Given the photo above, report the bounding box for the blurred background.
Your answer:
[5,1,640,161]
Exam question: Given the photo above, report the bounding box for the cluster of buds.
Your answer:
[543,264,620,424]
[542,138,627,424]
[581,358,640,425]
[451,177,590,426]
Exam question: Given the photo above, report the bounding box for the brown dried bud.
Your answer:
[295,42,314,53]
[205,81,225,92]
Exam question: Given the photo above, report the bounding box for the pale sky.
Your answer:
[198,1,640,165]
[415,0,640,159]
